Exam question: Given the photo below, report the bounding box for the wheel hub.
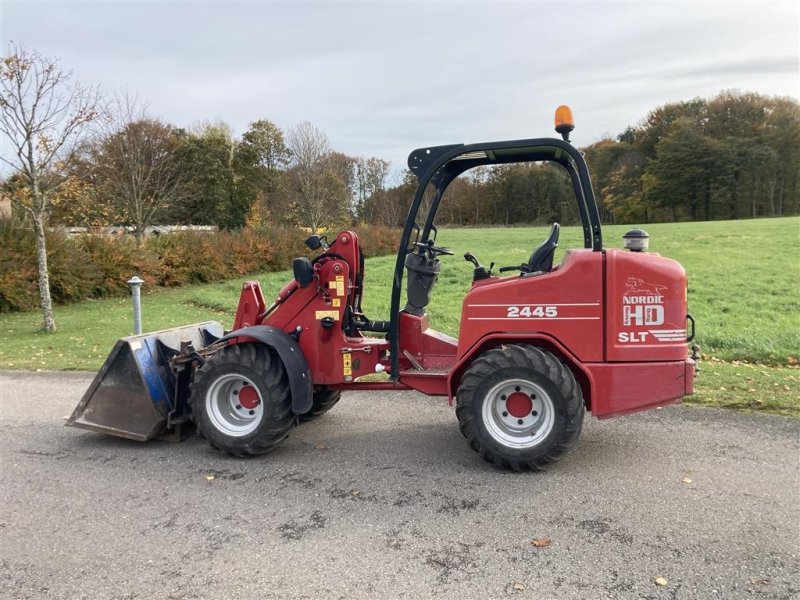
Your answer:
[482,377,555,449]
[505,391,532,418]
[238,385,260,410]
[205,374,265,437]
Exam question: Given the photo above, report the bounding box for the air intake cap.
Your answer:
[623,228,650,252]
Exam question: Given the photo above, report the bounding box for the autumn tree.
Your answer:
[237,119,290,227]
[238,119,289,174]
[643,118,733,221]
[328,151,357,218]
[601,153,648,223]
[583,138,648,223]
[285,122,349,232]
[0,45,100,332]
[763,97,800,216]
[633,98,707,159]
[170,121,237,226]
[365,168,415,227]
[92,98,184,243]
[354,156,390,223]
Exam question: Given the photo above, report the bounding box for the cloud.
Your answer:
[2,1,798,171]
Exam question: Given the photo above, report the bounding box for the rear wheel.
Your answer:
[299,390,341,423]
[190,343,293,457]
[456,344,584,471]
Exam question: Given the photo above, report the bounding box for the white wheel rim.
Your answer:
[481,377,555,449]
[205,373,264,437]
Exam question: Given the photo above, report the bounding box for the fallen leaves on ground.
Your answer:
[655,577,668,586]
[512,582,525,591]
[530,537,551,547]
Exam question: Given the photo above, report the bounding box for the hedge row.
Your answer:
[0,222,401,313]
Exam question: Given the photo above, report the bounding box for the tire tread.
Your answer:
[190,344,293,457]
[456,344,584,471]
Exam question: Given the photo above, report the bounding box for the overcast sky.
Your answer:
[2,1,798,179]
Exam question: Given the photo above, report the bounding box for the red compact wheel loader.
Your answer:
[66,107,699,470]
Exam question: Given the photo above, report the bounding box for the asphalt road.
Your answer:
[0,370,798,600]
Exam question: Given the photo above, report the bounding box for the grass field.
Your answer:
[1,217,798,416]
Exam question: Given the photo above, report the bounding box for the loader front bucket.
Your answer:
[65,321,224,442]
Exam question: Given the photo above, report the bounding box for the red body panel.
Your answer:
[260,232,390,385]
[586,361,692,418]
[234,230,694,420]
[605,249,689,362]
[458,250,604,363]
[233,281,267,330]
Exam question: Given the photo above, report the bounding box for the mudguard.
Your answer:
[219,325,313,415]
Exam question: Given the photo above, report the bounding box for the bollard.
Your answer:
[127,276,144,335]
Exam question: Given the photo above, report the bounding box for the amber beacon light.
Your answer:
[554,105,575,142]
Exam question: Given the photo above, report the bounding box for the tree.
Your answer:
[237,119,290,227]
[0,45,100,332]
[171,122,237,226]
[285,122,350,232]
[601,155,648,223]
[92,97,184,243]
[584,138,648,223]
[328,151,357,218]
[763,97,800,216]
[354,156,390,223]
[602,91,800,222]
[238,119,289,173]
[643,119,732,221]
[366,168,414,227]
[634,98,707,159]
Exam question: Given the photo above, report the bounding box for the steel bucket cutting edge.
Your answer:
[65,321,224,441]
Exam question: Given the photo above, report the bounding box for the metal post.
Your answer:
[127,276,144,335]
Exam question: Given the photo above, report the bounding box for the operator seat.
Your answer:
[524,223,560,274]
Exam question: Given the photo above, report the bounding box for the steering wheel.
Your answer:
[414,241,454,256]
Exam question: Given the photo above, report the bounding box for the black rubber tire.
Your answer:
[190,343,293,457]
[455,344,584,471]
[299,390,341,423]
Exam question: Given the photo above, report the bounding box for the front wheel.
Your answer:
[456,344,584,471]
[190,343,294,457]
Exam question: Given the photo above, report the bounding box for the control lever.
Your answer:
[463,253,493,281]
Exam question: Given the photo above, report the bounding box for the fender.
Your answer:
[447,332,594,408]
[218,326,313,415]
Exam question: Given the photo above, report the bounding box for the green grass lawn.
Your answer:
[1,217,798,416]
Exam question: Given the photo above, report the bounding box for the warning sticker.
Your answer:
[332,298,341,307]
[315,310,339,321]
[343,353,352,377]
[328,279,345,296]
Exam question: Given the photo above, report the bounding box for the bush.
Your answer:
[45,232,101,305]
[0,221,39,312]
[77,234,161,296]
[226,227,307,275]
[0,221,99,311]
[352,225,401,257]
[0,221,401,313]
[147,232,227,287]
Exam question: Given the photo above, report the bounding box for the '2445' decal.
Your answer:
[506,306,558,318]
